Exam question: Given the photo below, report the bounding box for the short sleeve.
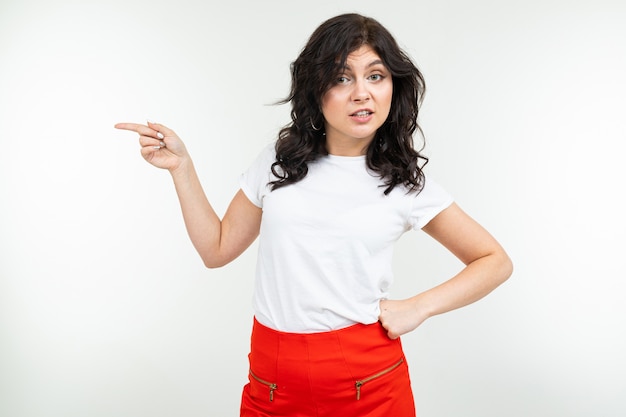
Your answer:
[408,176,454,229]
[239,142,277,208]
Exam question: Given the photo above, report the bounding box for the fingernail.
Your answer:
[156,132,164,139]
[153,146,161,149]
[159,141,166,147]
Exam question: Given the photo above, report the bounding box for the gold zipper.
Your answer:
[354,358,404,400]
[249,369,278,402]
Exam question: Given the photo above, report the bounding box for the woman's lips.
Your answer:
[350,109,374,122]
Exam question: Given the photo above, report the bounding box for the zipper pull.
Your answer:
[355,381,363,400]
[269,383,277,402]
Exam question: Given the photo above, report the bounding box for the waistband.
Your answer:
[249,316,403,376]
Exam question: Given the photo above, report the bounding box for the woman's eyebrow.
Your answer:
[342,60,385,71]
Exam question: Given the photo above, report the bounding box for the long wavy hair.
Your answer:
[270,13,428,195]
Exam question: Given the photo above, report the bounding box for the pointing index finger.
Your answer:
[114,122,149,134]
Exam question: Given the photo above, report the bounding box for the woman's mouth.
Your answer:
[350,110,374,123]
[351,110,373,117]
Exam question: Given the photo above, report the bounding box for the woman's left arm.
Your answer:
[379,202,513,339]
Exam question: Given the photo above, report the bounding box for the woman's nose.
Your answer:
[351,79,371,102]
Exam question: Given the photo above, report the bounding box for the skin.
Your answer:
[113,121,262,268]
[115,47,512,340]
[321,45,393,156]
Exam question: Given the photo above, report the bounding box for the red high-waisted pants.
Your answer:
[240,318,416,417]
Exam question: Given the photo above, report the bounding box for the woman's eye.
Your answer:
[369,74,384,81]
[337,76,349,84]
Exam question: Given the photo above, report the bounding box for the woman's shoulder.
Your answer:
[246,141,277,169]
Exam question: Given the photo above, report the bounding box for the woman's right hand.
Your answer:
[115,121,189,172]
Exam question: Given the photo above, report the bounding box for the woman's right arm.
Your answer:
[115,121,262,268]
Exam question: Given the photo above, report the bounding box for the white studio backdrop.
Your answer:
[1,0,625,416]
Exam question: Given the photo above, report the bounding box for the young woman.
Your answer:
[116,13,512,417]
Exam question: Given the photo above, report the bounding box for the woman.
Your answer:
[116,13,512,417]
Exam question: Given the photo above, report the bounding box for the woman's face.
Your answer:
[321,45,393,156]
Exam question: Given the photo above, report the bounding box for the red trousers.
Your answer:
[240,318,416,417]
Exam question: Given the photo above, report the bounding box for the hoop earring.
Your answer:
[310,117,321,131]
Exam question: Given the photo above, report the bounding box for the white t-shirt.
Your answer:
[240,142,454,333]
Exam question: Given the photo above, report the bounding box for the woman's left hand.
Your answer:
[378,298,428,340]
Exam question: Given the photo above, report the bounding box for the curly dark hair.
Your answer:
[270,13,428,195]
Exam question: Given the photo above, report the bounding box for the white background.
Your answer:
[1,0,625,416]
